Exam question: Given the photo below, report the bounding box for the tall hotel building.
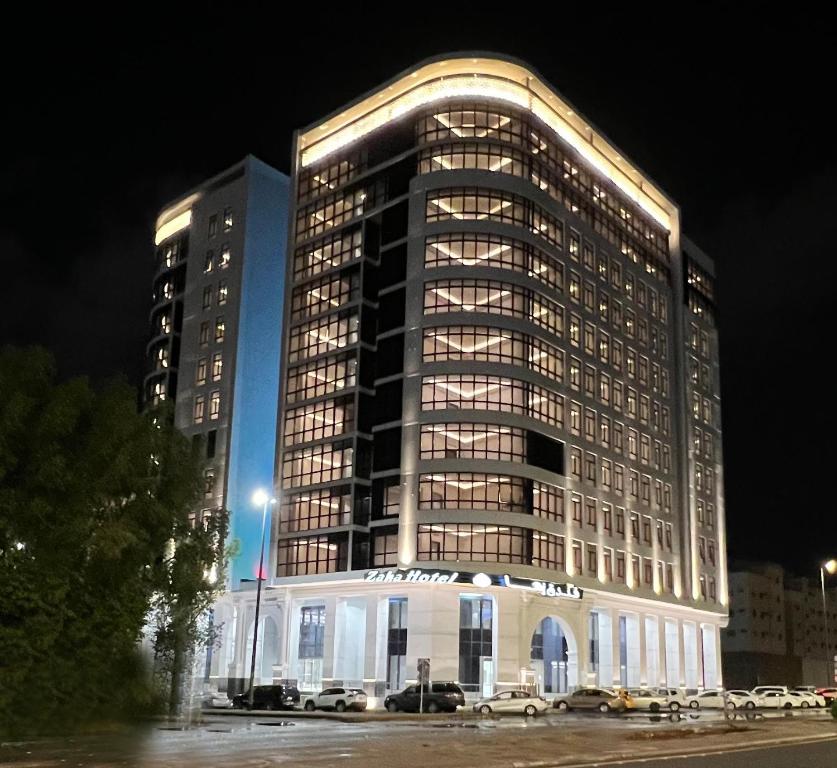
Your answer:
[212,55,728,699]
[145,156,289,587]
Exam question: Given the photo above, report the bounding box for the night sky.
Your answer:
[3,6,833,575]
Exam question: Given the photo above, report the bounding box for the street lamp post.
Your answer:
[821,559,837,686]
[247,489,276,710]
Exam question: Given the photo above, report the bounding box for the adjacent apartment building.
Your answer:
[205,53,728,701]
[723,561,837,687]
[145,156,289,587]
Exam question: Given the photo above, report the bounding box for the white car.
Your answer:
[791,688,826,707]
[473,690,549,716]
[726,690,759,709]
[757,690,796,709]
[787,691,819,708]
[303,687,367,712]
[201,690,233,709]
[653,687,687,710]
[751,685,788,698]
[625,688,670,712]
[685,689,735,709]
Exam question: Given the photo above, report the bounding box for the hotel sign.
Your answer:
[363,568,582,600]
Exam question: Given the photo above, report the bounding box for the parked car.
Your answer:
[473,690,549,716]
[816,687,837,704]
[232,684,300,710]
[625,688,669,713]
[653,687,686,711]
[384,682,465,713]
[303,687,367,712]
[756,690,796,709]
[201,690,233,709]
[553,687,627,713]
[786,691,818,708]
[791,687,826,707]
[751,685,789,698]
[726,690,759,709]
[684,689,735,709]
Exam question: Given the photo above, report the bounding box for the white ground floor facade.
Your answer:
[209,567,727,706]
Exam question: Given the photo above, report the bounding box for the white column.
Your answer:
[677,619,687,687]
[639,613,648,686]
[695,622,705,690]
[612,610,622,686]
[657,616,667,687]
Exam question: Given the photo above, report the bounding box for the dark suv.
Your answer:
[232,684,300,710]
[384,682,465,713]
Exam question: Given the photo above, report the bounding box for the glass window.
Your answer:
[223,207,233,231]
[459,596,493,691]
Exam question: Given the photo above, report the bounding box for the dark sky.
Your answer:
[2,5,834,575]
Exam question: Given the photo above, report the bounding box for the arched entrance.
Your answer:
[530,617,577,695]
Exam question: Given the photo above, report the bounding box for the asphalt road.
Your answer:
[585,738,837,767]
[1,710,833,767]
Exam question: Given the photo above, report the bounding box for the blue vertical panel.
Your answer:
[226,158,290,587]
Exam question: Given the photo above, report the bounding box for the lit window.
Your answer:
[223,207,233,231]
[204,251,214,273]
[217,281,228,305]
[196,358,207,385]
[209,390,220,420]
[193,395,205,423]
[212,353,223,382]
[159,312,171,335]
[219,246,231,269]
[215,317,225,343]
[155,347,169,369]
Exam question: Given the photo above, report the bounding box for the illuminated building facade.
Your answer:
[215,55,728,700]
[145,156,290,587]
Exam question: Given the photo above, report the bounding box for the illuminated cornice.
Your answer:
[154,192,202,246]
[298,55,678,232]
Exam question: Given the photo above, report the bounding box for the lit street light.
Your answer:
[821,558,836,686]
[247,488,276,711]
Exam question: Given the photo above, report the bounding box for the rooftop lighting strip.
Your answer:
[300,72,671,230]
[154,209,192,246]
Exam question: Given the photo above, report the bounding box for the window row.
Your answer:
[207,208,234,238]
[422,326,563,380]
[296,188,366,242]
[692,426,715,462]
[424,279,565,338]
[193,390,221,423]
[203,245,231,273]
[201,280,228,310]
[281,441,354,489]
[421,374,564,430]
[286,353,357,405]
[291,269,360,321]
[283,396,355,447]
[425,232,565,293]
[277,534,346,576]
[426,188,563,250]
[279,486,352,533]
[293,227,363,282]
[420,423,526,462]
[297,152,363,205]
[696,499,717,530]
[288,312,359,363]
[199,317,226,346]
[691,392,715,426]
[693,462,717,495]
[195,353,223,385]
